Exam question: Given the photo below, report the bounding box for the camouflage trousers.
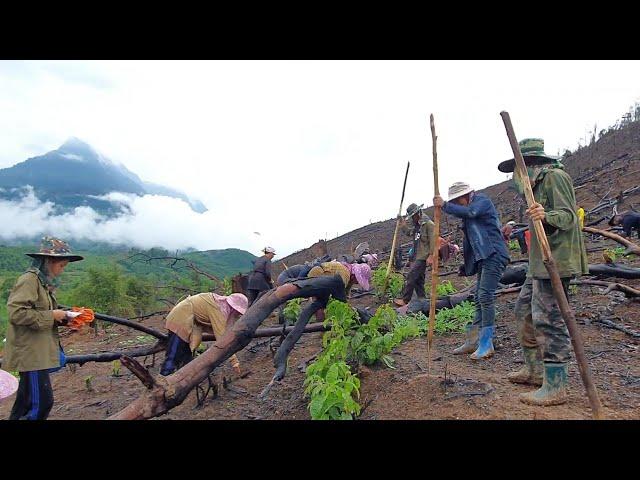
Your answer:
[514,277,572,363]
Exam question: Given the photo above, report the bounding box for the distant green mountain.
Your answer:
[0,244,257,342]
[0,137,208,214]
[0,245,257,281]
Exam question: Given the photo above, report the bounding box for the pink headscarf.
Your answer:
[351,263,371,291]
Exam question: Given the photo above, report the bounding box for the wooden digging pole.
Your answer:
[383,161,411,295]
[500,111,604,419]
[426,114,441,374]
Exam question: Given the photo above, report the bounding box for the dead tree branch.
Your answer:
[583,227,640,255]
[126,252,221,283]
[593,318,640,338]
[571,279,640,298]
[121,355,158,389]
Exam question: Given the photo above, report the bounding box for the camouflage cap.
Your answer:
[498,138,561,173]
[25,236,84,262]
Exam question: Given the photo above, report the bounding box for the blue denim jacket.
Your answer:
[443,192,509,276]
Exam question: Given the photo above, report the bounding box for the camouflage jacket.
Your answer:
[402,217,436,262]
[527,168,589,279]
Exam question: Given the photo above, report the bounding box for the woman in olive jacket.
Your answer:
[3,237,83,420]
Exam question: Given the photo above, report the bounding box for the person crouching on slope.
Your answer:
[160,292,248,377]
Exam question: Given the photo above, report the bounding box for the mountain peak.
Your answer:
[57,137,102,161]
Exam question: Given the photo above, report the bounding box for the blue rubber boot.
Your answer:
[470,325,495,360]
[519,363,568,406]
[453,324,479,355]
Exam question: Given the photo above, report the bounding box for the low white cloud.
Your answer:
[0,187,274,254]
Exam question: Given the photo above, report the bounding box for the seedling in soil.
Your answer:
[111,360,122,377]
[84,375,95,392]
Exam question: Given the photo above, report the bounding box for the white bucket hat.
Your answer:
[447,182,474,201]
[263,247,276,254]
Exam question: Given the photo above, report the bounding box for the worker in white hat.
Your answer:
[433,182,510,360]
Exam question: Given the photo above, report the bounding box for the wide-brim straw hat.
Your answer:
[25,236,84,262]
[448,182,474,201]
[498,138,561,173]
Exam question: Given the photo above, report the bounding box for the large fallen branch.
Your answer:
[65,341,166,365]
[59,306,169,341]
[107,287,313,420]
[582,226,640,255]
[587,263,640,280]
[571,279,640,298]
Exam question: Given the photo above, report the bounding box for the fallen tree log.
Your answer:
[582,227,640,255]
[65,341,166,365]
[108,279,343,420]
[58,306,169,341]
[587,263,640,279]
[570,279,640,297]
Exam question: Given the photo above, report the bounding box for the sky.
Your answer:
[0,60,639,258]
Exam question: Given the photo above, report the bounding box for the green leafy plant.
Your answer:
[111,360,122,377]
[283,298,304,323]
[84,375,95,392]
[304,300,361,420]
[568,284,578,295]
[434,280,456,297]
[605,246,627,262]
[413,301,475,335]
[508,239,520,251]
[304,302,422,419]
[304,295,475,420]
[371,262,404,300]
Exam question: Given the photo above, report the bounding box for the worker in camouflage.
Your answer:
[498,138,589,407]
[393,202,436,307]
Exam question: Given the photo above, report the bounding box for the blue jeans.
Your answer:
[471,253,509,328]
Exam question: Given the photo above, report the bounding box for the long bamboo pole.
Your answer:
[427,114,441,374]
[500,111,604,419]
[383,161,411,295]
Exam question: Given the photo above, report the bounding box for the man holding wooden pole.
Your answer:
[433,183,509,359]
[393,203,436,307]
[498,137,589,406]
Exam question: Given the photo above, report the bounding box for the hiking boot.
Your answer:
[453,324,479,355]
[519,363,568,406]
[470,325,495,360]
[507,347,543,386]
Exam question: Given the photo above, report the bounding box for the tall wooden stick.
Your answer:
[500,111,604,420]
[426,114,441,374]
[383,161,410,294]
